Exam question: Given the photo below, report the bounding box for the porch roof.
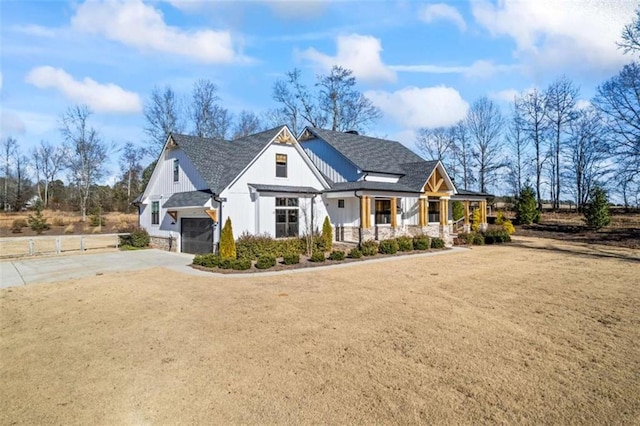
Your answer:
[451,189,493,200]
[248,184,321,194]
[163,190,213,208]
[325,181,418,194]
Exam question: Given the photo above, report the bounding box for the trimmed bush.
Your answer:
[282,252,300,265]
[471,209,481,232]
[584,185,610,230]
[515,185,540,225]
[455,233,471,245]
[495,210,516,235]
[11,218,27,233]
[431,237,445,249]
[328,250,346,261]
[120,228,150,248]
[256,255,276,269]
[413,235,430,250]
[483,230,511,244]
[232,258,252,270]
[396,236,413,252]
[237,232,304,260]
[309,251,326,262]
[219,258,234,269]
[470,233,485,245]
[322,216,333,252]
[193,253,221,268]
[379,239,399,254]
[349,248,363,259]
[219,217,236,260]
[360,239,378,256]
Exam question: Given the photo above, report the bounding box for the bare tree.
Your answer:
[144,85,184,155]
[450,121,475,190]
[11,153,31,210]
[505,101,531,197]
[465,97,505,193]
[32,140,66,207]
[189,79,232,139]
[516,89,549,209]
[2,136,17,211]
[232,110,264,139]
[545,76,579,209]
[565,107,609,211]
[594,62,640,184]
[415,126,455,162]
[619,7,640,55]
[60,105,108,221]
[119,142,144,210]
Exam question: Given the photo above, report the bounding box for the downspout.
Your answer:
[212,194,223,254]
[311,194,316,236]
[355,191,363,247]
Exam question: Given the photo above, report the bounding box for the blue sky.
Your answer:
[1,0,636,185]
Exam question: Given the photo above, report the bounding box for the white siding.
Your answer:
[221,142,328,239]
[402,196,420,226]
[302,138,361,183]
[324,196,359,227]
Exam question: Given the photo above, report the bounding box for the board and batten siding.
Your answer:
[221,142,328,239]
[301,138,361,183]
[140,147,210,239]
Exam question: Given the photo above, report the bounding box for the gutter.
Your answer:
[355,190,363,247]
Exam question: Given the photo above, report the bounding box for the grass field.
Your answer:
[1,237,638,424]
[0,211,137,237]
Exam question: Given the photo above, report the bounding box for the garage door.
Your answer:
[181,218,213,254]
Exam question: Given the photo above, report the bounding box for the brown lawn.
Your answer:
[1,237,639,424]
[0,211,137,237]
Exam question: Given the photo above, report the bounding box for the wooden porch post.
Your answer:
[419,198,426,226]
[464,200,470,225]
[439,198,447,225]
[391,197,397,228]
[360,196,368,229]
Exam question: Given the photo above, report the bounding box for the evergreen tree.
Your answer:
[515,185,540,225]
[584,185,610,230]
[321,216,332,252]
[219,217,236,259]
[28,200,50,234]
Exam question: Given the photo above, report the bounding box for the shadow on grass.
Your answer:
[508,238,640,264]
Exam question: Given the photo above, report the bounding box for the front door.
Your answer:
[181,217,213,254]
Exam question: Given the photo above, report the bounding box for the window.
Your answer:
[275,197,298,237]
[375,199,391,224]
[428,201,440,223]
[338,199,345,208]
[276,154,287,178]
[173,159,179,182]
[151,201,160,225]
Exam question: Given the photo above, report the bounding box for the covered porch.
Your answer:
[451,189,492,233]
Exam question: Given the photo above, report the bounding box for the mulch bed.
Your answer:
[516,223,640,249]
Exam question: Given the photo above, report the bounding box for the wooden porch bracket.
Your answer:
[167,210,178,222]
[205,209,218,222]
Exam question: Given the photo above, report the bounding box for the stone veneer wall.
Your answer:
[335,224,454,246]
[150,236,177,252]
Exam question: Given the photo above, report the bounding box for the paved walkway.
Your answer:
[0,247,466,289]
[0,249,211,288]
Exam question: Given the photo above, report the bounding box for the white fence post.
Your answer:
[29,239,35,256]
[80,236,85,252]
[55,237,61,254]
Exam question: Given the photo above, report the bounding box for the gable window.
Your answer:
[173,159,179,182]
[151,201,160,225]
[276,154,287,178]
[338,199,345,208]
[275,197,298,237]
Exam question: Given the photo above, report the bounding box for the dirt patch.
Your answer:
[1,237,639,424]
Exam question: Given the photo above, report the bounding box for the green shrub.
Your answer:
[302,234,328,253]
[378,239,399,254]
[28,202,50,235]
[256,255,276,269]
[471,209,481,232]
[219,258,234,269]
[452,201,464,221]
[470,233,485,245]
[219,217,236,259]
[413,235,430,250]
[322,216,333,252]
[231,258,252,270]
[193,253,221,268]
[431,237,445,249]
[584,185,610,230]
[89,213,106,227]
[455,233,470,245]
[396,236,413,251]
[119,228,150,248]
[349,248,363,259]
[11,218,27,233]
[237,232,303,260]
[360,240,378,256]
[328,250,345,261]
[309,250,326,262]
[483,230,511,244]
[282,252,300,265]
[515,185,540,225]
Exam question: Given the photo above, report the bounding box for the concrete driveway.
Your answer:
[0,249,210,288]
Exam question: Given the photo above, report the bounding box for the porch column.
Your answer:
[391,197,397,228]
[360,196,370,229]
[439,198,448,225]
[464,201,470,225]
[418,198,427,227]
[480,200,488,229]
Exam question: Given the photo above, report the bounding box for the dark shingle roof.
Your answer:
[248,184,321,194]
[171,127,283,195]
[326,181,418,193]
[453,189,494,198]
[163,190,213,208]
[304,128,424,175]
[398,161,439,192]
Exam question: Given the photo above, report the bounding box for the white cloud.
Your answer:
[491,88,520,103]
[365,86,469,129]
[25,66,142,113]
[12,24,57,38]
[472,0,636,73]
[72,0,243,64]
[576,99,592,110]
[301,34,396,84]
[390,60,517,78]
[0,111,26,136]
[420,3,467,32]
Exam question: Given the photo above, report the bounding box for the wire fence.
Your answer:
[0,233,130,259]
